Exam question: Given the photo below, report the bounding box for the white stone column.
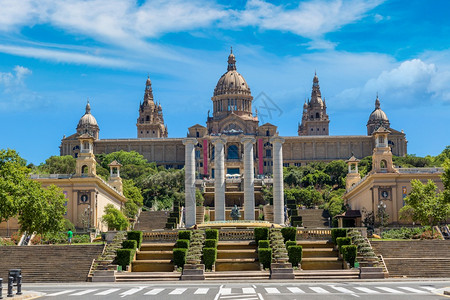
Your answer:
[183,138,197,228]
[271,136,285,225]
[212,137,226,221]
[241,136,256,220]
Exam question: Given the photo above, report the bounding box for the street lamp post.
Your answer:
[378,201,386,228]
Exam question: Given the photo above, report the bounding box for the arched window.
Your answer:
[380,160,387,169]
[146,115,150,121]
[266,130,270,136]
[81,165,89,174]
[227,145,239,160]
[196,132,200,138]
[211,146,215,160]
[316,112,320,118]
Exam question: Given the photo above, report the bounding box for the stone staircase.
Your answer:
[131,242,175,272]
[215,241,260,271]
[0,244,104,282]
[135,211,169,231]
[297,209,330,228]
[297,240,343,270]
[371,240,450,277]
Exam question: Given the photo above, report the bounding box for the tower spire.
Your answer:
[85,98,91,114]
[227,48,236,71]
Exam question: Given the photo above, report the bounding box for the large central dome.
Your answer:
[213,51,251,96]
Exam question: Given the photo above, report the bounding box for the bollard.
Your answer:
[0,277,3,299]
[16,275,22,295]
[7,277,13,297]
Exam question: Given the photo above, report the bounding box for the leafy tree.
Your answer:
[37,155,76,174]
[358,156,372,177]
[102,204,129,230]
[123,179,144,218]
[324,160,347,188]
[399,179,449,227]
[139,168,184,209]
[262,186,273,205]
[0,149,66,234]
[434,146,450,166]
[196,189,204,206]
[393,154,433,168]
[97,151,157,181]
[442,159,450,206]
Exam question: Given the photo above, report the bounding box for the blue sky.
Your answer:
[0,0,449,164]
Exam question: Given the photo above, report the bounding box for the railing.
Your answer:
[397,167,443,174]
[219,229,255,241]
[143,231,178,242]
[346,174,369,193]
[377,254,389,277]
[296,228,331,240]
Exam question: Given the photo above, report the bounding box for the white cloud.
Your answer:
[0,65,32,91]
[334,59,450,109]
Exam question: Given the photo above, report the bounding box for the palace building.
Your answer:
[60,50,408,178]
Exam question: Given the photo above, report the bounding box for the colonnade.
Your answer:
[183,136,285,227]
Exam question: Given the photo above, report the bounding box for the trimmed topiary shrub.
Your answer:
[258,248,272,269]
[336,237,351,253]
[178,230,192,241]
[281,227,297,242]
[341,245,357,267]
[290,216,303,227]
[254,227,269,243]
[173,248,187,268]
[121,240,137,250]
[127,231,143,248]
[204,239,218,248]
[167,217,178,224]
[203,247,217,270]
[285,240,297,249]
[175,239,190,249]
[287,245,302,267]
[258,240,270,249]
[165,222,175,229]
[205,229,219,240]
[116,249,135,269]
[331,228,347,244]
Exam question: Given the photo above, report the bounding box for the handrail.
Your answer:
[296,228,331,240]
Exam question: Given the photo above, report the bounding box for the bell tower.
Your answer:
[298,72,330,136]
[345,155,361,190]
[75,134,97,177]
[372,126,397,173]
[108,160,123,194]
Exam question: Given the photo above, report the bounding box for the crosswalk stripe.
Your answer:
[169,288,187,295]
[354,287,380,294]
[420,286,436,291]
[194,288,209,295]
[309,287,330,294]
[242,288,256,294]
[47,290,76,296]
[221,288,232,295]
[398,287,429,293]
[69,289,98,296]
[144,288,165,295]
[120,288,144,296]
[95,288,121,295]
[287,287,305,294]
[330,286,354,294]
[377,287,405,294]
[265,288,280,294]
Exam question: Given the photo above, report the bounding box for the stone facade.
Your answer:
[60,50,408,177]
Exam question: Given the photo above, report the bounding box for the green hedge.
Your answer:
[175,239,190,249]
[287,245,302,267]
[178,230,192,241]
[331,228,347,244]
[341,245,357,267]
[290,216,302,227]
[116,249,135,269]
[336,237,351,253]
[205,229,219,240]
[121,240,137,249]
[204,239,218,248]
[281,227,297,242]
[167,217,178,224]
[173,248,187,268]
[258,240,270,249]
[203,247,217,270]
[285,240,297,248]
[254,227,269,243]
[258,248,272,269]
[127,231,143,248]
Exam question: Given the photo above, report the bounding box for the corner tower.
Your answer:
[137,76,168,138]
[298,73,330,136]
[206,49,258,134]
[367,95,390,135]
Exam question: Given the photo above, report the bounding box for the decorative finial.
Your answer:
[375,93,380,109]
[230,46,233,54]
[85,98,91,114]
[227,48,236,71]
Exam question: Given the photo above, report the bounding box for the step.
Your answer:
[297,241,334,248]
[136,251,173,260]
[302,248,338,258]
[215,262,260,271]
[140,243,175,251]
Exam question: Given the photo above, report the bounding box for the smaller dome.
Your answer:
[78,101,98,127]
[369,96,388,122]
[214,49,251,96]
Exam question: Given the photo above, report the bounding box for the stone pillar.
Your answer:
[212,137,226,221]
[271,136,285,225]
[183,138,197,228]
[241,137,256,220]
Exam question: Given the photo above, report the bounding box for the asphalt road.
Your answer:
[16,280,450,300]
